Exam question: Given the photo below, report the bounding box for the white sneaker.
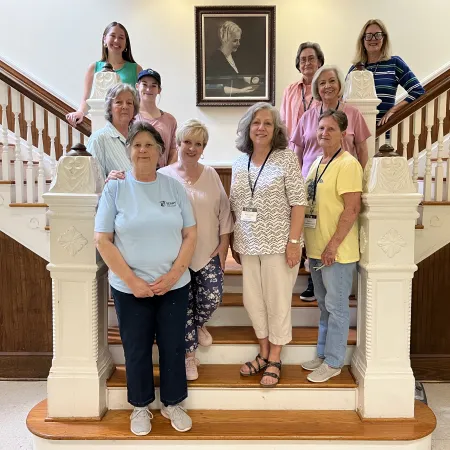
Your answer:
[161,403,192,432]
[197,325,213,346]
[185,356,200,381]
[307,362,341,383]
[301,357,324,371]
[130,406,153,436]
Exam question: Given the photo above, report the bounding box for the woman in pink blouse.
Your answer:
[291,64,370,179]
[159,119,233,382]
[280,42,324,139]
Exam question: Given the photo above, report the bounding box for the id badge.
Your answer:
[241,207,257,222]
[304,214,317,229]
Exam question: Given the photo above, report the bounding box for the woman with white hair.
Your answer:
[159,119,233,381]
[230,102,307,387]
[291,65,371,177]
[206,21,258,96]
[87,83,139,180]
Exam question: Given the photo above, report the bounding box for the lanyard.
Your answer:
[301,85,313,112]
[320,100,340,116]
[247,149,273,200]
[311,148,341,204]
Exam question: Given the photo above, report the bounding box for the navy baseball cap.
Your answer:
[137,68,161,85]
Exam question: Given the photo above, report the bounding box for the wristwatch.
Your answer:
[288,239,301,244]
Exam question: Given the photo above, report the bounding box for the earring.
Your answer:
[201,153,205,160]
[124,48,127,52]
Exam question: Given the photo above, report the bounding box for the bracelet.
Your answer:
[288,238,301,244]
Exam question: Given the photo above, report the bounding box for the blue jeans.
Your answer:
[309,259,356,368]
[111,284,189,407]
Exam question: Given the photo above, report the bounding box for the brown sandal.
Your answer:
[260,360,282,387]
[240,353,269,377]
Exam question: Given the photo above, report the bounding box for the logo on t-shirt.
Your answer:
[160,201,177,207]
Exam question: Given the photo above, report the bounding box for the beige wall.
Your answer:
[1,0,447,164]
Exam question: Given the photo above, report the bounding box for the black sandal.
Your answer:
[240,353,269,377]
[260,360,282,387]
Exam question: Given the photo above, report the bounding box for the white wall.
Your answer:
[1,0,448,165]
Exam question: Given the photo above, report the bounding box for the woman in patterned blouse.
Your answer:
[230,102,307,387]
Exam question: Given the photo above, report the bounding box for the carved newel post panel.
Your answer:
[352,145,422,418]
[43,145,113,419]
[344,67,381,159]
[86,63,120,133]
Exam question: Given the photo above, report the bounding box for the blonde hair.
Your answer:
[311,65,345,101]
[176,119,209,147]
[352,19,392,65]
[218,21,242,44]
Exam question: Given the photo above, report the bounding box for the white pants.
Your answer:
[241,253,299,346]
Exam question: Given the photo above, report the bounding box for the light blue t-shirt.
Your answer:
[94,171,196,294]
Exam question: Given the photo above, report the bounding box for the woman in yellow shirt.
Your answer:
[301,110,362,383]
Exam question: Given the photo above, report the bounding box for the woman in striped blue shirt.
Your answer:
[349,19,424,126]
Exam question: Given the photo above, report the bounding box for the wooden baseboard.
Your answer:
[0,353,52,379]
[411,355,450,381]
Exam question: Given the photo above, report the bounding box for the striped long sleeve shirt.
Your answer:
[349,56,424,123]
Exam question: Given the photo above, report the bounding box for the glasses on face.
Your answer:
[300,56,317,65]
[364,32,385,41]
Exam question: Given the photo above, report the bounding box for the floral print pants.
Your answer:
[185,255,223,353]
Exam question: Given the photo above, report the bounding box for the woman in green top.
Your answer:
[66,22,143,127]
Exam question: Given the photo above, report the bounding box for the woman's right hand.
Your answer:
[66,111,84,127]
[128,276,154,298]
[105,170,126,183]
[231,249,241,265]
[239,85,258,94]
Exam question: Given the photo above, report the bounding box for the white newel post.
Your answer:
[44,146,112,419]
[344,68,381,158]
[86,66,120,133]
[351,146,422,418]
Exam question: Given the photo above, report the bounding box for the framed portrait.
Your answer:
[195,5,276,107]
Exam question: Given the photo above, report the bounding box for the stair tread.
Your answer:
[27,399,435,441]
[107,364,357,389]
[108,326,357,346]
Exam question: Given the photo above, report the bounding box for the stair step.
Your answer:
[8,203,48,207]
[226,257,308,276]
[27,399,436,443]
[107,364,357,411]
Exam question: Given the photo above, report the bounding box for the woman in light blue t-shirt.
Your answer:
[95,121,197,436]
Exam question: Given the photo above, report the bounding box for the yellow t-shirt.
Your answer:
[304,151,363,263]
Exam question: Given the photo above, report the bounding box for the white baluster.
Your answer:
[35,104,45,203]
[400,117,410,158]
[0,81,9,180]
[423,101,434,201]
[60,120,69,157]
[72,129,81,148]
[447,91,450,202]
[24,98,35,203]
[48,113,57,177]
[412,109,422,193]
[435,92,446,202]
[390,124,398,152]
[378,132,386,149]
[11,89,23,203]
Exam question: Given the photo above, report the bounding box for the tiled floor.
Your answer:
[0,381,449,449]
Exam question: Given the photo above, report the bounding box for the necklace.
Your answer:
[178,163,200,186]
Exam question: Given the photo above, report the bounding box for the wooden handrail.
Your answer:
[376,67,450,137]
[0,58,91,137]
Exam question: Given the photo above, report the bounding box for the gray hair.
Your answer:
[318,109,348,132]
[104,83,139,123]
[176,119,209,147]
[295,42,325,72]
[236,102,288,155]
[311,65,345,101]
[219,21,242,44]
[125,120,165,160]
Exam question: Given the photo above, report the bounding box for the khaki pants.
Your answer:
[241,253,298,346]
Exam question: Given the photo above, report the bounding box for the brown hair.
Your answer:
[318,109,348,132]
[126,121,165,157]
[295,42,325,72]
[101,22,136,63]
[352,19,391,65]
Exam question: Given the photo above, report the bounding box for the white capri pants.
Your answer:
[241,253,299,346]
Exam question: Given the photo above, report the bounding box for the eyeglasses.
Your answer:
[300,56,317,64]
[363,32,385,41]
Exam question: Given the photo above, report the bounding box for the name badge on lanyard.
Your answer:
[304,213,317,228]
[241,207,258,222]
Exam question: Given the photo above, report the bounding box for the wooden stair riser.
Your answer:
[107,304,357,328]
[223,273,308,294]
[109,343,355,366]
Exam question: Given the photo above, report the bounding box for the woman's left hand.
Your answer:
[286,242,301,268]
[210,243,229,270]
[150,271,179,296]
[321,242,338,266]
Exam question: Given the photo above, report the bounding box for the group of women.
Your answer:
[70,19,424,436]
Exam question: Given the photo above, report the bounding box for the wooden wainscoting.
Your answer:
[411,241,450,381]
[0,231,52,378]
[215,167,232,196]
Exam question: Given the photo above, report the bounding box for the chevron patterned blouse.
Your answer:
[230,148,307,255]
